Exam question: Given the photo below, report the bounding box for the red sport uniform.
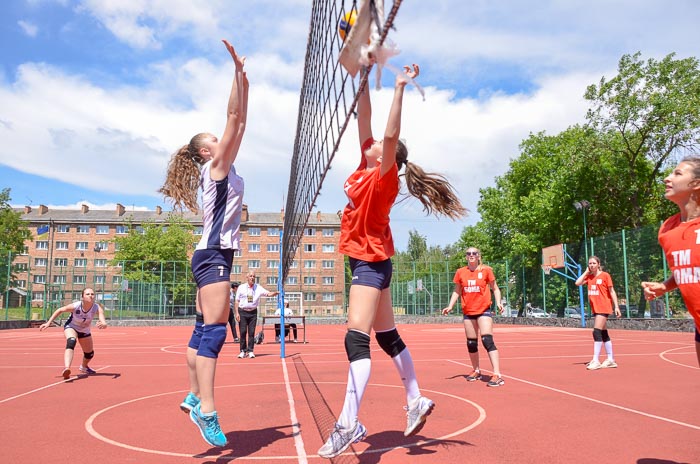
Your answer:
[582,271,615,315]
[453,265,496,316]
[339,138,399,262]
[658,213,700,329]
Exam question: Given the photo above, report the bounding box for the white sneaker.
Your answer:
[237,351,245,359]
[248,352,255,359]
[601,359,618,368]
[586,360,602,370]
[318,421,367,459]
[404,396,435,436]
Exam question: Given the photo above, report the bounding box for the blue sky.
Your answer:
[1,0,699,250]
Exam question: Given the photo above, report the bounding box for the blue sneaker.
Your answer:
[180,392,200,413]
[189,403,227,447]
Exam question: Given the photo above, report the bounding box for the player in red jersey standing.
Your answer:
[643,156,700,366]
[576,256,621,370]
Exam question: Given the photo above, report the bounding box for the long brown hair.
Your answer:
[158,133,210,213]
[396,140,468,219]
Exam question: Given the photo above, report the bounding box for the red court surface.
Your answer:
[1,323,698,463]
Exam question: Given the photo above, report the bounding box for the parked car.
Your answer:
[528,307,550,318]
[564,307,582,319]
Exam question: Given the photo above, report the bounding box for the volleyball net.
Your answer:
[281,0,404,278]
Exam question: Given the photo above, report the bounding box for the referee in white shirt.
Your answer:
[234,271,278,358]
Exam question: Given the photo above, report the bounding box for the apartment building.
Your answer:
[11,203,345,317]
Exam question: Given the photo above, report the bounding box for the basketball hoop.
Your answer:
[542,265,552,275]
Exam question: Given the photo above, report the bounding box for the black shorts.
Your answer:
[191,249,234,288]
[349,257,392,290]
[464,309,493,320]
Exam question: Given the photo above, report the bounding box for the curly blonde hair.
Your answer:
[158,133,211,213]
[395,140,468,220]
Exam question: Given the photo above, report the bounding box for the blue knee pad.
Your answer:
[481,334,497,352]
[66,337,77,350]
[375,328,406,358]
[593,328,603,342]
[601,330,611,342]
[467,338,479,353]
[345,329,371,362]
[188,319,205,350]
[197,323,227,358]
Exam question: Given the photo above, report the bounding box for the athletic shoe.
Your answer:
[586,360,602,370]
[293,339,298,343]
[237,351,246,359]
[180,392,200,413]
[233,338,240,343]
[79,366,96,375]
[61,368,71,379]
[318,421,367,459]
[404,396,435,436]
[487,375,505,387]
[189,403,227,447]
[601,359,618,368]
[275,336,280,343]
[466,369,482,382]
[248,352,255,359]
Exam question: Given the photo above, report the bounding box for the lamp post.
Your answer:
[573,200,591,261]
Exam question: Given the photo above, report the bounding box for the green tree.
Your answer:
[0,189,32,297]
[406,229,427,261]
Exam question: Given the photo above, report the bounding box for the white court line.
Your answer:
[0,366,110,404]
[447,359,700,431]
[280,357,307,464]
[659,345,700,370]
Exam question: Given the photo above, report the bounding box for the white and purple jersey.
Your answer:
[65,301,99,334]
[195,161,244,251]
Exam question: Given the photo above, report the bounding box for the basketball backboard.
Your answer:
[542,244,565,269]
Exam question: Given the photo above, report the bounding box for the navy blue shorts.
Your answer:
[464,309,493,320]
[191,249,234,288]
[349,257,392,290]
[695,328,700,343]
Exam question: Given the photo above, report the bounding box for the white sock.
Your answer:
[391,348,421,405]
[593,341,603,361]
[604,341,614,360]
[338,358,371,429]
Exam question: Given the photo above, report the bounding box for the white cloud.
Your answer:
[18,20,39,38]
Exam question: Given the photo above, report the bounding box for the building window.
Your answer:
[233,249,242,257]
[267,260,279,269]
[96,225,109,234]
[34,258,47,267]
[304,260,316,269]
[248,227,261,236]
[53,275,66,284]
[286,276,298,284]
[267,228,279,236]
[304,244,316,252]
[232,265,242,274]
[57,224,70,233]
[116,225,129,234]
[32,292,44,301]
[304,292,316,302]
[114,243,121,251]
[77,225,90,234]
[94,275,105,284]
[322,228,334,237]
[14,263,28,271]
[323,276,334,285]
[248,244,260,253]
[267,243,279,253]
[304,228,315,236]
[76,242,89,250]
[290,260,298,269]
[14,279,26,288]
[74,258,87,267]
[94,259,107,267]
[36,241,48,250]
[322,244,335,252]
[73,275,86,284]
[54,258,68,267]
[248,260,260,269]
[193,226,203,236]
[22,246,29,255]
[135,226,145,235]
[322,260,334,269]
[34,275,46,284]
[95,241,109,251]
[55,241,69,250]
[72,292,82,300]
[323,292,335,302]
[266,276,278,285]
[304,276,316,285]
[112,276,122,285]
